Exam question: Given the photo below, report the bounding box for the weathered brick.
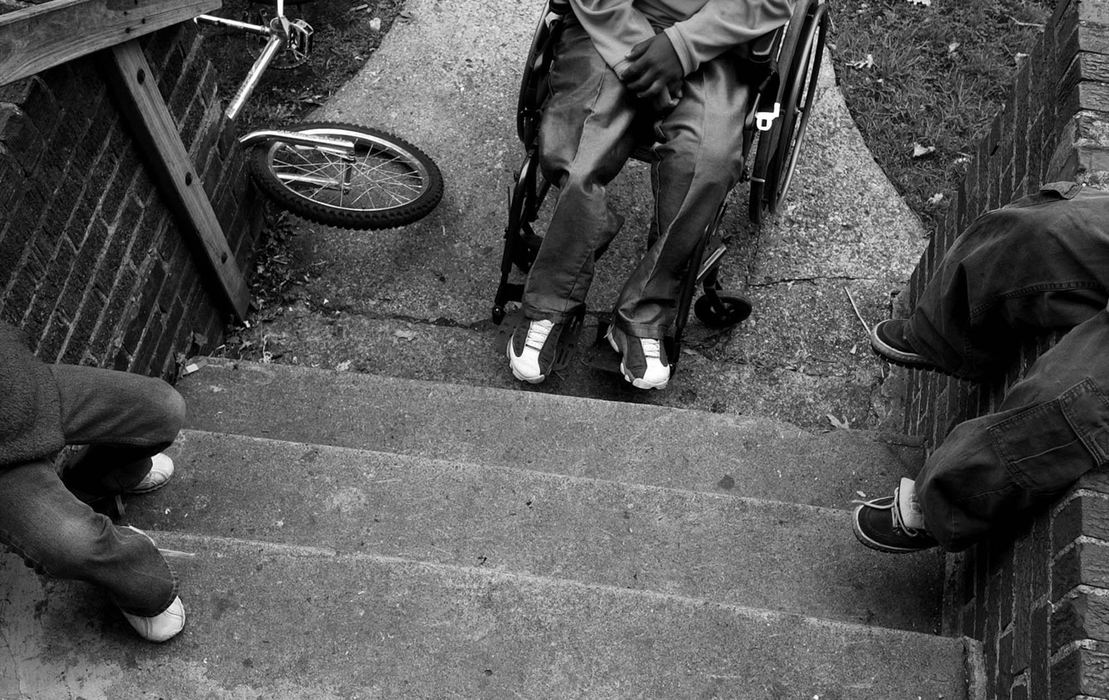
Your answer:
[1032,512,1052,602]
[999,629,1014,698]
[1055,540,1109,599]
[38,309,71,363]
[1030,603,1050,699]
[1053,590,1109,653]
[1050,643,1109,700]
[132,314,165,376]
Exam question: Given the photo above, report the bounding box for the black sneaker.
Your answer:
[870,319,938,371]
[507,318,563,383]
[852,478,938,554]
[605,325,671,390]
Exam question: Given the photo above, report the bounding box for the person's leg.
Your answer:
[900,189,1109,379]
[0,458,178,617]
[914,309,1109,551]
[521,20,641,322]
[612,56,749,338]
[48,364,185,499]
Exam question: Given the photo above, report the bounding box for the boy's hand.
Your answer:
[622,34,684,109]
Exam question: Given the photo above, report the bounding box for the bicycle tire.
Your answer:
[747,0,819,226]
[765,2,828,211]
[249,122,444,230]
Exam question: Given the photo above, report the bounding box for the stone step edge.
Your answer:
[177,427,859,517]
[155,529,965,648]
[187,357,901,439]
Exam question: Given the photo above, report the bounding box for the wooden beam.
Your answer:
[100,39,249,321]
[0,0,220,86]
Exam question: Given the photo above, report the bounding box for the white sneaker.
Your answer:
[118,525,185,642]
[606,326,671,390]
[128,453,174,494]
[121,596,186,643]
[895,477,926,530]
[507,319,562,383]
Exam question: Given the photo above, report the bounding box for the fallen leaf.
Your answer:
[848,53,875,70]
[826,414,850,430]
[393,330,418,341]
[927,193,945,206]
[912,142,936,158]
[948,41,960,54]
[336,360,353,371]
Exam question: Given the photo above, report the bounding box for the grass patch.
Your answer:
[826,0,1050,231]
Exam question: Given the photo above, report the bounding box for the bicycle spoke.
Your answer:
[267,135,432,212]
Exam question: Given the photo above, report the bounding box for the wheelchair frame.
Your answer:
[494,0,829,374]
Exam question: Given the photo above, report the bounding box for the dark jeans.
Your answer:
[905,183,1109,551]
[0,365,185,615]
[522,19,749,339]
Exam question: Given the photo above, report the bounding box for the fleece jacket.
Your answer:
[0,322,63,469]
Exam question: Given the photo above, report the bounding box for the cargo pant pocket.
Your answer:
[989,378,1109,494]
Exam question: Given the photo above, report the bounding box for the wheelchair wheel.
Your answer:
[748,0,827,226]
[694,293,753,328]
[765,2,828,211]
[249,122,444,230]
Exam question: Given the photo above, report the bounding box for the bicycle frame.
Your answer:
[195,0,312,121]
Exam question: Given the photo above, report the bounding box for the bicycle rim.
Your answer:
[251,122,444,230]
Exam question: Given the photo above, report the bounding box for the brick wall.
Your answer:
[901,1,1109,697]
[0,22,262,380]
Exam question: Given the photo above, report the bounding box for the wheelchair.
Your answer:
[493,0,829,377]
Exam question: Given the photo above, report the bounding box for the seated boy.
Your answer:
[853,183,1109,554]
[506,0,793,390]
[0,321,188,641]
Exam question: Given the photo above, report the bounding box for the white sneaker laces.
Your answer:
[891,479,927,536]
[890,499,924,536]
[524,320,554,350]
[640,337,661,360]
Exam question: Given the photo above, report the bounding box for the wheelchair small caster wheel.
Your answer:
[695,294,752,328]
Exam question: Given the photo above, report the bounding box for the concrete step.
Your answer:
[123,430,944,634]
[0,537,968,699]
[178,358,922,508]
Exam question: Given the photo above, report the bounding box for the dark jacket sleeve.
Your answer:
[0,323,64,468]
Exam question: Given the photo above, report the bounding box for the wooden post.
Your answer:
[99,40,250,321]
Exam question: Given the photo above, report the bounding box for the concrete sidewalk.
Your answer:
[249,0,929,434]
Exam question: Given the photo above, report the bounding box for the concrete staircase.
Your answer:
[0,358,974,697]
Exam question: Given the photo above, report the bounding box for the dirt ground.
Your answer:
[196,0,406,133]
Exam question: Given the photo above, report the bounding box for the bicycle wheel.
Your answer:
[748,0,820,226]
[250,122,444,230]
[764,2,828,212]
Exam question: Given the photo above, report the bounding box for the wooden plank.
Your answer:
[0,0,220,86]
[100,39,249,321]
